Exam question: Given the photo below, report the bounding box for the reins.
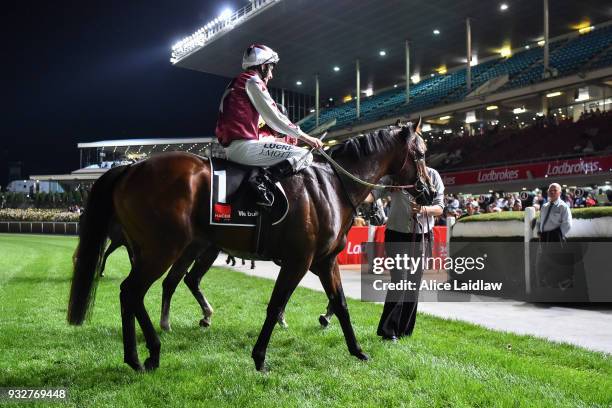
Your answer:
[315,149,418,190]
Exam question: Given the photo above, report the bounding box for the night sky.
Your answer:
[3,0,250,186]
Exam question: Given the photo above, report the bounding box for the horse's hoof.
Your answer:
[160,321,171,332]
[144,357,159,371]
[125,360,144,372]
[318,314,330,328]
[254,360,267,372]
[252,352,266,372]
[100,273,105,277]
[199,318,211,328]
[352,350,370,361]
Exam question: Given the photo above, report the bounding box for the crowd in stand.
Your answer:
[354,186,612,227]
[441,187,612,224]
[426,107,612,171]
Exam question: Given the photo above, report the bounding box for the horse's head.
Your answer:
[391,117,436,205]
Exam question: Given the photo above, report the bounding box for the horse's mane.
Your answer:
[324,126,425,162]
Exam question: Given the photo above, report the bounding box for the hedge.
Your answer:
[0,209,80,222]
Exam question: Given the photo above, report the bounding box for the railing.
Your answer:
[171,0,276,64]
[0,221,79,235]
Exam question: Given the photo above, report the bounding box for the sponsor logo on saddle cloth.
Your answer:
[213,203,232,222]
[209,158,289,227]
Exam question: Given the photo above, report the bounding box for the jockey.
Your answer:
[215,44,323,206]
[258,104,298,146]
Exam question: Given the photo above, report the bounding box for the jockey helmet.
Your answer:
[242,44,279,70]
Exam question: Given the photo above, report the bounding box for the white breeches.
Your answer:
[224,139,313,172]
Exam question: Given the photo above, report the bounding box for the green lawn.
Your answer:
[0,234,610,407]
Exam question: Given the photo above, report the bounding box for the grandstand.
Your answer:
[170,0,611,194]
[297,24,612,133]
[29,137,221,186]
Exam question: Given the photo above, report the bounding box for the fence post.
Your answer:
[446,217,456,272]
[524,207,536,295]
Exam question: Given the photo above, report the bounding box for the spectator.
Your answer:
[585,194,597,207]
[538,183,572,242]
[461,201,481,217]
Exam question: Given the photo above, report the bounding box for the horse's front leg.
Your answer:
[183,246,220,327]
[252,259,309,371]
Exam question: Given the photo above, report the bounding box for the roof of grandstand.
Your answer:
[77,137,214,149]
[172,0,610,98]
[171,0,612,137]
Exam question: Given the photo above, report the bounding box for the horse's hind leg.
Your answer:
[121,253,175,372]
[318,301,334,328]
[315,259,368,361]
[100,240,121,277]
[183,245,219,327]
[160,244,200,331]
[252,259,310,371]
[277,309,288,329]
[119,272,143,371]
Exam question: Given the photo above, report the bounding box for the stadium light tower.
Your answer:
[405,40,410,104]
[356,59,361,119]
[543,0,550,76]
[466,17,472,92]
[315,73,320,127]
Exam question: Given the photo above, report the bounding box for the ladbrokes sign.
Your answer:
[477,168,520,183]
[440,155,612,186]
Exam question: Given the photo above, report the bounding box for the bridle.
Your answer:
[315,127,426,191]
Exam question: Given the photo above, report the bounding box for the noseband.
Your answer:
[398,130,437,206]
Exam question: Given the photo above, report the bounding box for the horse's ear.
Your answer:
[414,116,423,134]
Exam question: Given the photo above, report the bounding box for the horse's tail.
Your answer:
[67,165,128,325]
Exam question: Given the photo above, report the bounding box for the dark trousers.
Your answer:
[377,228,429,338]
[537,227,572,288]
[540,227,563,242]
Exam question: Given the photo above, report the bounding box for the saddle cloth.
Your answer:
[209,158,289,227]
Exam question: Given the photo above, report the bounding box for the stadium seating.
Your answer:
[300,26,612,133]
[427,112,612,171]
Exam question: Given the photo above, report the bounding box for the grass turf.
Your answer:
[0,233,610,407]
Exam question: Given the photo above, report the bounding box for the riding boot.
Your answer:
[248,160,296,208]
[267,159,296,182]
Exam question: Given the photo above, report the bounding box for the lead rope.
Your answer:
[422,208,431,262]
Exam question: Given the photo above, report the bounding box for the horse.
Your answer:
[67,122,429,372]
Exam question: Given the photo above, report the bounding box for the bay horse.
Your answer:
[67,123,428,372]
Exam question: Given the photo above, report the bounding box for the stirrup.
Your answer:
[256,190,274,207]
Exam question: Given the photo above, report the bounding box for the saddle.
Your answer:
[209,158,289,228]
